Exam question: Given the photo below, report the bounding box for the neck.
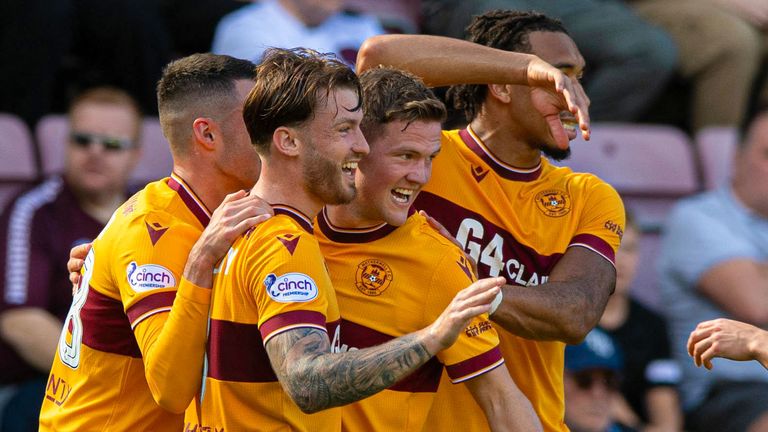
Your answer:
[599,292,629,330]
[324,203,383,229]
[72,188,127,224]
[253,161,323,218]
[470,112,542,169]
[172,164,236,214]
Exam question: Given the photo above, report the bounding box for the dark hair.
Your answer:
[156,53,255,152]
[359,67,446,141]
[448,10,569,121]
[243,48,361,154]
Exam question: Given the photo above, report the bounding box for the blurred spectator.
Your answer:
[628,0,766,132]
[0,87,141,431]
[420,0,677,122]
[565,328,636,432]
[212,0,385,66]
[599,213,682,431]
[0,0,170,127]
[659,109,768,432]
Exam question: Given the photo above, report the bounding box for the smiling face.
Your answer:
[348,119,442,226]
[296,87,369,205]
[508,30,585,159]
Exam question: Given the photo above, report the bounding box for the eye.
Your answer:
[399,153,413,160]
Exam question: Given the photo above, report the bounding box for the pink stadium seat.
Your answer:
[564,123,700,230]
[694,126,738,190]
[562,123,701,311]
[35,115,173,187]
[0,113,37,212]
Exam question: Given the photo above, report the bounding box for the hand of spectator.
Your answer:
[184,190,273,283]
[712,0,768,29]
[419,210,479,277]
[527,57,591,147]
[687,318,768,369]
[68,242,92,295]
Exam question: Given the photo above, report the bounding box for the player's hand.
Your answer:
[187,190,273,270]
[527,57,590,148]
[420,210,478,277]
[68,243,92,295]
[424,277,505,354]
[687,318,765,369]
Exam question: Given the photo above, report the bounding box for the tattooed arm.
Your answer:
[265,277,505,413]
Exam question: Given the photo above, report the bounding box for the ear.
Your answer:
[191,118,218,151]
[272,126,301,157]
[487,84,513,104]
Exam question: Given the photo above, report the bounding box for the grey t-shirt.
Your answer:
[659,186,768,410]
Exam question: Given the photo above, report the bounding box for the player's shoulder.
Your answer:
[408,212,468,261]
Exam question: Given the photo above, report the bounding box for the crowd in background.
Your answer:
[1,1,768,431]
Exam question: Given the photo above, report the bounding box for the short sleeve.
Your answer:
[243,231,335,345]
[570,180,625,266]
[424,247,504,383]
[105,212,199,329]
[662,199,761,288]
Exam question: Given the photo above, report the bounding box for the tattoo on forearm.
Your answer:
[265,328,431,413]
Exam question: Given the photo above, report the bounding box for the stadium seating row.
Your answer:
[0,113,173,210]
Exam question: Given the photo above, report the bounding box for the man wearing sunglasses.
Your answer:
[0,86,141,431]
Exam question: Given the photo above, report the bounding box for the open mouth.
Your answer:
[391,187,414,204]
[560,114,579,140]
[341,161,358,177]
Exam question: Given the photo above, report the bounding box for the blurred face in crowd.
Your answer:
[733,112,768,218]
[347,119,442,227]
[280,0,344,26]
[614,222,639,297]
[564,368,620,432]
[507,31,585,160]
[66,101,141,198]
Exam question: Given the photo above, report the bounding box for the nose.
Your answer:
[353,128,370,156]
[406,159,431,186]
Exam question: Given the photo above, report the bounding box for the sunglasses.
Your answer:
[571,370,621,391]
[70,132,135,151]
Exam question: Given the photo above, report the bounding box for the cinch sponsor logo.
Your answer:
[264,272,318,303]
[126,261,176,292]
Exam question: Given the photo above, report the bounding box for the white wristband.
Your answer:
[489,290,503,316]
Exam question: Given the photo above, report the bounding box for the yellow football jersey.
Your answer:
[315,209,503,432]
[417,128,625,432]
[186,205,342,432]
[40,174,214,431]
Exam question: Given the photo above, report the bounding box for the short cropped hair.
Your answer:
[69,86,143,140]
[156,53,255,154]
[243,48,361,154]
[449,10,569,121]
[359,67,446,141]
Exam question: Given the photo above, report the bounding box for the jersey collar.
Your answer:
[167,173,212,226]
[459,126,543,182]
[316,207,409,243]
[273,204,315,234]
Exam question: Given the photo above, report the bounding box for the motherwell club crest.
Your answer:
[355,259,393,296]
[535,189,571,217]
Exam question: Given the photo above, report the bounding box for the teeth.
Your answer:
[561,119,578,131]
[393,188,413,196]
[392,188,413,204]
[342,161,358,171]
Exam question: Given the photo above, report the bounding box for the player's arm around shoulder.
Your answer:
[133,191,272,412]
